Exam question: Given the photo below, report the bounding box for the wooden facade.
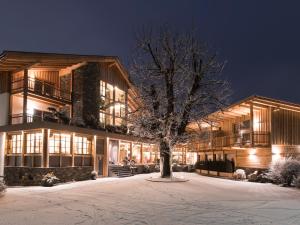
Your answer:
[190,96,300,169]
[0,51,154,180]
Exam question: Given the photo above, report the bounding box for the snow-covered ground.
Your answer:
[0,172,300,225]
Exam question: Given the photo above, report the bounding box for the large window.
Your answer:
[9,134,22,154]
[99,80,127,127]
[60,134,71,154]
[74,136,91,154]
[26,133,43,154]
[49,133,71,154]
[132,143,141,163]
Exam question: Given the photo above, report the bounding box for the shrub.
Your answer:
[143,164,151,173]
[91,171,97,180]
[247,171,258,182]
[0,179,6,195]
[248,171,272,183]
[233,169,246,180]
[267,159,286,184]
[268,158,300,186]
[280,159,300,186]
[41,172,60,187]
[293,176,300,189]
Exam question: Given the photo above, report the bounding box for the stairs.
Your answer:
[109,165,133,178]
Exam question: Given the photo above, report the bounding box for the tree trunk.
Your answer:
[160,140,172,178]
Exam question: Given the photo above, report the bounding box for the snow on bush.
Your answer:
[233,169,246,180]
[280,159,300,186]
[41,172,60,187]
[91,171,97,180]
[0,179,6,195]
[268,158,300,186]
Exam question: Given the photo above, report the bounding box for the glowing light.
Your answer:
[253,117,260,131]
[26,101,37,115]
[272,145,282,161]
[249,148,257,161]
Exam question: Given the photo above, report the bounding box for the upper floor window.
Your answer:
[99,80,127,127]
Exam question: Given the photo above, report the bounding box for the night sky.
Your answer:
[1,0,300,103]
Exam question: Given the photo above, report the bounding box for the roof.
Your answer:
[207,95,300,122]
[187,95,300,130]
[0,50,141,109]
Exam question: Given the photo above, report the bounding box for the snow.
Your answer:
[0,172,300,225]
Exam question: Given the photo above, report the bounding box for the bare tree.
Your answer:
[129,26,230,178]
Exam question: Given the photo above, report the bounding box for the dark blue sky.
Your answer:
[1,0,300,103]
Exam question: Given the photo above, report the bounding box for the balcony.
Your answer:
[10,112,70,125]
[11,78,72,103]
[196,131,271,150]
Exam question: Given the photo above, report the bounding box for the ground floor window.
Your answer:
[49,133,71,154]
[186,152,197,164]
[120,141,130,162]
[7,134,22,154]
[74,136,92,154]
[132,143,141,163]
[109,140,119,164]
[142,144,158,164]
[26,132,43,154]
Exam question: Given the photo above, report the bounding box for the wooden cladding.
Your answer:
[272,109,300,145]
[100,64,128,91]
[29,70,59,88]
[0,71,10,93]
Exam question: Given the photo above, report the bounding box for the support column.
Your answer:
[140,143,143,164]
[43,129,49,168]
[129,142,133,160]
[23,69,28,124]
[0,133,6,179]
[103,137,109,177]
[71,133,75,167]
[21,131,25,167]
[92,136,97,171]
[250,102,254,147]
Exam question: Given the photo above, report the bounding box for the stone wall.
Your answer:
[4,166,93,186]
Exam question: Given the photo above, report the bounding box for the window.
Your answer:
[99,111,105,124]
[132,144,141,163]
[26,133,43,154]
[60,134,71,154]
[74,136,91,154]
[49,133,60,154]
[49,133,71,154]
[10,134,22,154]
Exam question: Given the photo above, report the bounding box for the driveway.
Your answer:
[0,173,299,225]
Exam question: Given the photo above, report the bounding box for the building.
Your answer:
[0,51,159,184]
[187,95,300,170]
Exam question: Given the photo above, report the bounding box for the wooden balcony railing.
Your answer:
[195,131,270,150]
[10,113,69,125]
[11,78,72,102]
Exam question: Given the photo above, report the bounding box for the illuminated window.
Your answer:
[49,133,60,154]
[26,133,43,154]
[100,80,106,99]
[99,111,105,124]
[49,133,71,154]
[115,86,125,103]
[60,134,71,154]
[74,136,91,154]
[10,134,22,154]
[132,144,141,163]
